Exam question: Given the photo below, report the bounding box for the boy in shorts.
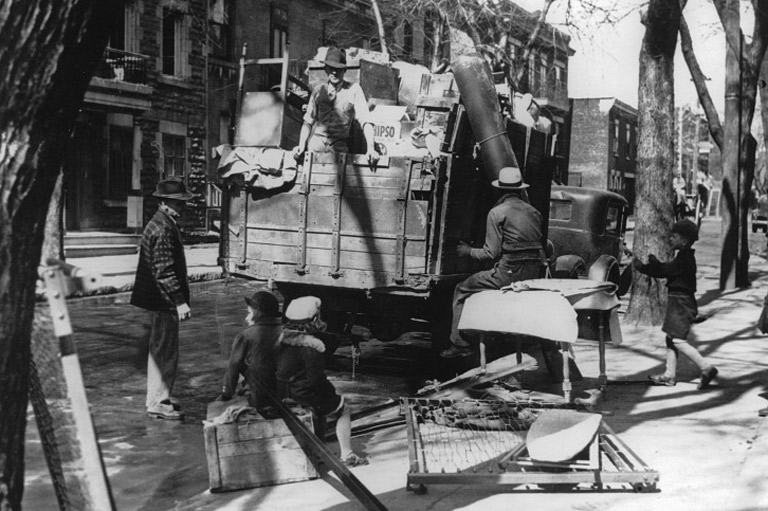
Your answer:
[633,219,718,389]
[276,296,369,466]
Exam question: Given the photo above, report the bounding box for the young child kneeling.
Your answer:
[633,219,718,389]
[276,296,369,467]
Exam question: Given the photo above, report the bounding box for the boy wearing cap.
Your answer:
[441,166,545,358]
[633,218,718,389]
[218,290,282,412]
[276,296,369,467]
[292,47,379,164]
[131,178,197,420]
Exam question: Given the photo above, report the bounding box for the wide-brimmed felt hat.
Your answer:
[285,296,322,321]
[324,47,347,70]
[491,166,529,190]
[152,178,197,201]
[245,290,280,317]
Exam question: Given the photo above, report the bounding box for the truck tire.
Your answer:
[587,255,620,285]
[553,255,587,279]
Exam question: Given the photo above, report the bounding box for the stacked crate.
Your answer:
[204,398,318,492]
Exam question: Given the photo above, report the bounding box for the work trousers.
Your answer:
[449,258,542,348]
[308,135,348,153]
[145,310,179,409]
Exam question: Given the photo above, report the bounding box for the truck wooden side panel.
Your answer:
[221,152,463,292]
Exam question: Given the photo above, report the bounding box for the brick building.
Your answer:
[567,97,638,212]
[64,0,573,236]
[65,0,208,235]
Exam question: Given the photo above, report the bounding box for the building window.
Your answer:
[209,0,232,60]
[271,4,289,58]
[219,113,231,146]
[162,7,185,76]
[163,134,186,178]
[625,125,632,160]
[609,168,623,193]
[613,120,620,155]
[108,7,126,51]
[108,126,133,201]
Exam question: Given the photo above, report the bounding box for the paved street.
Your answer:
[21,216,768,511]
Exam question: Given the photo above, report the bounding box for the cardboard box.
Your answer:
[204,398,318,492]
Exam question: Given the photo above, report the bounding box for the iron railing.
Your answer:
[94,48,150,85]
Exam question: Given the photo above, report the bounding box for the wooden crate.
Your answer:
[204,399,318,492]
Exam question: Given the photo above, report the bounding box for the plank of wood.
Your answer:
[417,352,538,396]
[252,381,388,511]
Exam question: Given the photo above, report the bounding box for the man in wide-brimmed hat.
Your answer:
[293,47,379,164]
[441,166,546,358]
[131,178,198,419]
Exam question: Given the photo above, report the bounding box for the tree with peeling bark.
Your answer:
[0,1,116,509]
[625,0,684,325]
[680,0,768,290]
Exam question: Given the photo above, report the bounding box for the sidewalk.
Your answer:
[26,219,768,511]
[173,238,768,511]
[66,242,223,295]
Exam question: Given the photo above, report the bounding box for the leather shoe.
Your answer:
[648,373,676,386]
[697,366,718,390]
[148,403,184,420]
[440,345,472,358]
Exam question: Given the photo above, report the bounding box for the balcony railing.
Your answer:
[94,48,150,85]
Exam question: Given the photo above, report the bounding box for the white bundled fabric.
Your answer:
[457,288,578,344]
[215,145,298,190]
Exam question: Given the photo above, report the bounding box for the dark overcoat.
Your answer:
[130,209,189,311]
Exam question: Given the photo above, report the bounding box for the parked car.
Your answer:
[548,186,629,284]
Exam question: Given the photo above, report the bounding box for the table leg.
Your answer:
[479,335,487,375]
[561,342,571,402]
[598,311,608,389]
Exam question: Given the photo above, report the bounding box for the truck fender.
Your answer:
[587,254,620,285]
[553,255,587,279]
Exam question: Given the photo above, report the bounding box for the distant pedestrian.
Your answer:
[633,219,718,389]
[217,289,282,413]
[131,178,197,420]
[276,296,369,467]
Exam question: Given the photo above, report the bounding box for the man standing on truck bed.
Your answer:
[292,47,379,164]
[441,166,545,358]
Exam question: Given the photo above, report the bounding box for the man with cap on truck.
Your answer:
[131,178,197,420]
[441,166,545,358]
[292,47,379,164]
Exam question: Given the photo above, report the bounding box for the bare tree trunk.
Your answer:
[625,0,682,325]
[720,0,743,289]
[0,1,114,508]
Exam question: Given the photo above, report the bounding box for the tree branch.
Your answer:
[514,0,555,86]
[679,13,724,149]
